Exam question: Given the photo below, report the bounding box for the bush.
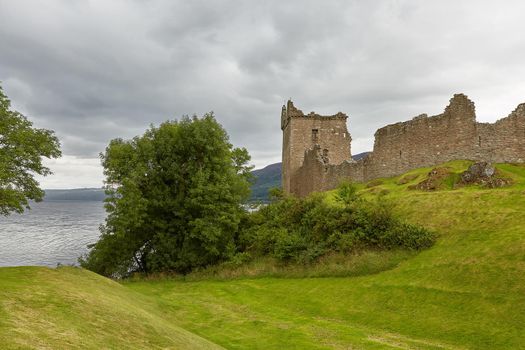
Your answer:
[237,182,435,264]
[272,229,308,261]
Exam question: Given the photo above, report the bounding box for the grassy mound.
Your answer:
[0,266,222,349]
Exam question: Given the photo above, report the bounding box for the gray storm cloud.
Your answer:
[1,0,525,188]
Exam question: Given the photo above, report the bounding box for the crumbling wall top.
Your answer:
[374,93,476,137]
[284,100,348,121]
[443,93,476,119]
[510,103,525,117]
[286,100,304,117]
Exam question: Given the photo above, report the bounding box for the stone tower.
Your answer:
[281,100,351,194]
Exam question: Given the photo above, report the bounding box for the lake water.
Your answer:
[0,201,106,267]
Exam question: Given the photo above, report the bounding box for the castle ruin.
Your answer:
[281,94,525,197]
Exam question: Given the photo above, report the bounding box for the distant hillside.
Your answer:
[249,152,370,202]
[249,162,282,202]
[44,188,106,201]
[352,151,370,161]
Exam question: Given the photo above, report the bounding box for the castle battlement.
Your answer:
[281,100,347,130]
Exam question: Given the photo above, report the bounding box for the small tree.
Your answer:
[81,113,253,276]
[0,85,61,215]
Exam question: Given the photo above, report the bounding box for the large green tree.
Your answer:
[0,85,61,215]
[81,114,252,276]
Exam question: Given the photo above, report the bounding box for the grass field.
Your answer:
[2,160,525,349]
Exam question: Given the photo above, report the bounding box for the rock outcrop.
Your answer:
[459,162,511,188]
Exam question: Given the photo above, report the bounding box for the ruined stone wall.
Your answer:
[281,100,351,194]
[294,146,365,197]
[364,94,479,179]
[476,103,525,163]
[285,94,525,197]
[364,95,525,181]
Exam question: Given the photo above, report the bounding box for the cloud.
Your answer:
[35,156,104,189]
[1,0,525,188]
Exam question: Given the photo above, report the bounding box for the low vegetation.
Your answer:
[142,250,417,281]
[237,183,434,266]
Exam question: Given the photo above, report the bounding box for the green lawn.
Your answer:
[2,161,525,349]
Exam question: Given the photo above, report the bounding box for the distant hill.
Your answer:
[248,152,370,202]
[44,188,106,201]
[250,162,282,202]
[352,151,370,161]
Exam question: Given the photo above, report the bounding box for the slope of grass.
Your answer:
[126,161,525,349]
[0,266,222,349]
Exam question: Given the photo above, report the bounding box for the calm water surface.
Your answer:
[0,201,106,267]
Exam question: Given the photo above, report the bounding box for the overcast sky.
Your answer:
[1,0,525,189]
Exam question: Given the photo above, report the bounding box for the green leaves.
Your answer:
[81,113,252,276]
[240,185,436,264]
[0,85,61,215]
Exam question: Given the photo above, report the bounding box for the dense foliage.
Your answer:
[238,183,435,264]
[80,114,252,276]
[0,85,61,215]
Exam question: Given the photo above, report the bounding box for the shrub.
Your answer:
[238,183,435,264]
[272,229,308,261]
[334,181,359,205]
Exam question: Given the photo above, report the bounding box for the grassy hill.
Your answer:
[0,267,222,349]
[3,160,525,349]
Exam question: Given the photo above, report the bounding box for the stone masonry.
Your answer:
[282,94,525,197]
[281,100,351,194]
